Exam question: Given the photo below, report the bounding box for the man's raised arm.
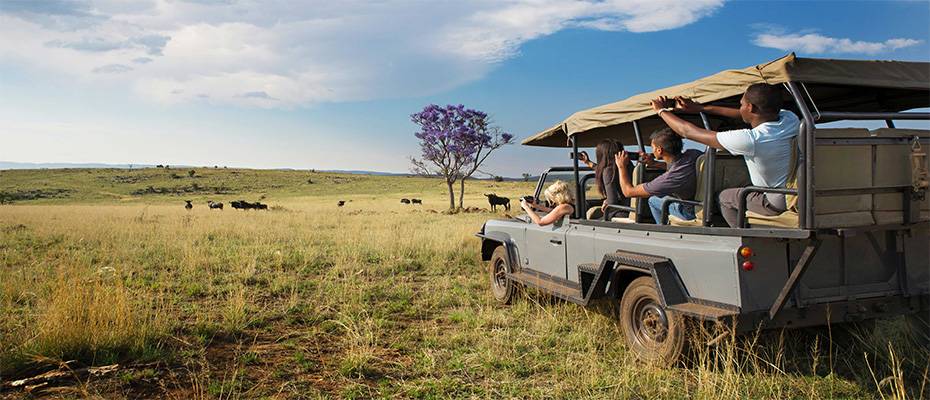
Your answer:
[652,97,724,150]
[675,96,741,120]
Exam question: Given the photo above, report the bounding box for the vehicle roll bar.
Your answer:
[699,112,715,227]
[815,112,930,121]
[571,135,583,219]
[633,120,646,154]
[786,82,815,229]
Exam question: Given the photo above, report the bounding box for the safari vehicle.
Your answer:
[477,54,930,365]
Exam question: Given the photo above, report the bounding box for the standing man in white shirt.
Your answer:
[649,83,800,227]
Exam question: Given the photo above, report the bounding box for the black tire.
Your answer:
[619,276,686,367]
[489,246,515,305]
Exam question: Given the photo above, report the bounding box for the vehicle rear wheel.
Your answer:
[489,246,515,305]
[619,276,686,367]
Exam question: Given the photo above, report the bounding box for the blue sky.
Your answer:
[1,0,928,176]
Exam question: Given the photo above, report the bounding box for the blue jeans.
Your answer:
[648,196,695,224]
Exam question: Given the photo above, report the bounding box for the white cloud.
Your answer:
[92,63,132,73]
[0,0,723,108]
[753,31,921,55]
[439,0,723,62]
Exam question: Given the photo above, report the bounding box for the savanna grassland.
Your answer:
[0,167,927,399]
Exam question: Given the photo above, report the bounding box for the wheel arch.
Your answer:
[477,231,516,265]
[606,266,653,300]
[597,252,690,308]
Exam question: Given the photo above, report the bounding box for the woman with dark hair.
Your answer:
[579,139,632,219]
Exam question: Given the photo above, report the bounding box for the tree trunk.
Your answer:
[458,177,466,209]
[446,180,456,210]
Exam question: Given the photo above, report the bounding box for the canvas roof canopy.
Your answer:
[524,53,930,148]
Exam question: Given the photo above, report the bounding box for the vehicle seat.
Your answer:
[749,128,930,229]
[748,130,882,228]
[668,151,751,226]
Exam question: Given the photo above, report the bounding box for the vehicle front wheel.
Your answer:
[489,246,515,305]
[619,276,686,367]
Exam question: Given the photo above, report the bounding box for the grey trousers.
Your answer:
[718,188,785,227]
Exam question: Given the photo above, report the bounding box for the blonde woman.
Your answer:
[520,180,575,226]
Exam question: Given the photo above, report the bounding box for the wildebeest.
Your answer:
[400,198,411,204]
[184,200,193,210]
[411,199,422,205]
[207,201,223,210]
[337,200,346,207]
[484,193,510,211]
[230,200,267,210]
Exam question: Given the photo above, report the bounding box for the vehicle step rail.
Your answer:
[578,263,600,298]
[668,301,739,320]
[507,270,585,304]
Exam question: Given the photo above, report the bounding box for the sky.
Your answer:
[1,0,928,177]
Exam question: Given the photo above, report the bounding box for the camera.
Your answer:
[521,195,535,203]
[569,150,589,160]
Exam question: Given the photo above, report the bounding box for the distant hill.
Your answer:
[0,161,157,170]
[0,162,525,180]
[0,161,409,176]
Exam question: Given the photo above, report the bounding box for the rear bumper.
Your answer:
[734,293,928,332]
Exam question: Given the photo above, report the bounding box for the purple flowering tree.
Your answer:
[410,104,514,210]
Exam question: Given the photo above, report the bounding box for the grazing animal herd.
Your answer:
[184,194,514,212]
[185,200,266,210]
[231,200,268,210]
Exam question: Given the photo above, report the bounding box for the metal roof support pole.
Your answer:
[885,119,896,128]
[787,81,816,230]
[571,135,583,219]
[699,112,715,226]
[796,120,808,229]
[632,120,645,153]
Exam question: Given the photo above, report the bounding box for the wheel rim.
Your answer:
[631,297,669,347]
[492,258,508,292]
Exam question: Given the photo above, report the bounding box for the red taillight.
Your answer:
[739,246,753,258]
[742,261,754,271]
